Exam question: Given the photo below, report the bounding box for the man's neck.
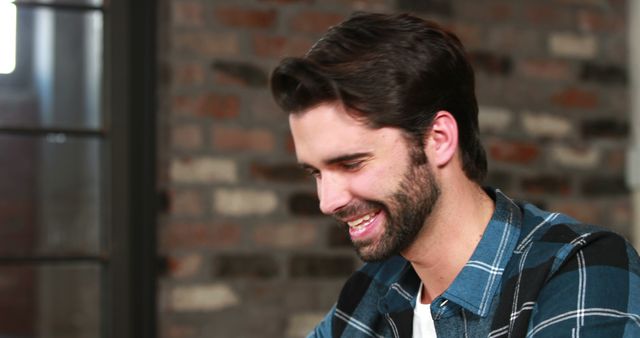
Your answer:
[402,180,495,304]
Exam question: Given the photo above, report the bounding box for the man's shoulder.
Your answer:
[509,199,636,276]
[516,200,623,249]
[492,201,640,337]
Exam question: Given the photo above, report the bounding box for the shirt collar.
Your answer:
[377,256,421,313]
[379,188,522,316]
[441,188,522,316]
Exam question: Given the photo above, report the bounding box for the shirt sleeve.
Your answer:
[306,305,336,338]
[526,232,640,337]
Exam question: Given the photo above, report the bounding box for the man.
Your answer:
[270,12,640,337]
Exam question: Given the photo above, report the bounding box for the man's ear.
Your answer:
[424,111,459,168]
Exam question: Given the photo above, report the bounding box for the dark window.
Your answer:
[0,1,156,337]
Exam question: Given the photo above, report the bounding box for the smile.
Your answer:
[347,211,379,230]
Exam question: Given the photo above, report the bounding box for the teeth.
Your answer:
[347,212,376,228]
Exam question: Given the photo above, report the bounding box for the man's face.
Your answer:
[289,103,440,261]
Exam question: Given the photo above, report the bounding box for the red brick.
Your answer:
[488,140,540,164]
[289,191,321,216]
[212,127,275,152]
[253,223,318,248]
[171,124,203,150]
[165,324,197,338]
[213,254,279,278]
[467,51,512,76]
[169,189,204,216]
[551,87,599,109]
[171,95,194,115]
[606,0,626,11]
[172,62,205,86]
[485,26,543,53]
[172,93,240,118]
[524,4,565,26]
[201,93,240,118]
[455,2,512,22]
[212,61,268,88]
[214,72,247,87]
[355,0,389,10]
[160,222,242,251]
[605,148,626,172]
[290,254,355,278]
[521,175,572,196]
[172,32,240,57]
[328,223,351,247]
[517,58,572,81]
[581,175,627,196]
[555,0,618,6]
[548,200,600,225]
[258,0,306,3]
[250,162,308,183]
[215,7,277,29]
[166,253,203,279]
[577,9,624,32]
[290,11,345,34]
[446,22,483,50]
[610,200,631,233]
[252,34,313,58]
[253,34,285,56]
[248,93,286,122]
[323,0,389,11]
[488,3,512,21]
[172,1,204,27]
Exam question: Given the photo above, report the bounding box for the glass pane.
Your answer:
[0,6,103,129]
[0,134,103,256]
[15,0,103,8]
[0,263,101,338]
[0,1,17,74]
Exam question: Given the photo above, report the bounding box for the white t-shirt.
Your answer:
[413,283,438,338]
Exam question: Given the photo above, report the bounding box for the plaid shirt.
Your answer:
[308,189,640,337]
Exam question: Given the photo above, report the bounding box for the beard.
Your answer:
[333,149,441,262]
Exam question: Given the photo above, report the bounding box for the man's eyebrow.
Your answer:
[324,152,373,166]
[297,152,373,171]
[298,162,316,172]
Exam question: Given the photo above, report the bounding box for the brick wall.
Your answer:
[157,1,630,337]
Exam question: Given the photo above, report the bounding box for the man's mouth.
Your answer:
[346,210,380,233]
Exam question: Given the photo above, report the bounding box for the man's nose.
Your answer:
[318,174,351,215]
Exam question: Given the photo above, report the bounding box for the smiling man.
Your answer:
[270,12,640,338]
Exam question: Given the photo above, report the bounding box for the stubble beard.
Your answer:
[336,153,441,262]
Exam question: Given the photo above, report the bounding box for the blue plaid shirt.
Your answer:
[308,189,640,337]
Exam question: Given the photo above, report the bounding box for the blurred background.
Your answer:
[0,0,637,337]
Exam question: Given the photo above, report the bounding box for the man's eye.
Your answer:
[341,161,363,170]
[304,168,321,178]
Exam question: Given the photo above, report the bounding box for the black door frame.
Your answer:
[108,1,157,337]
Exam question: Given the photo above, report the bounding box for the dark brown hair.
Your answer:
[270,12,487,183]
